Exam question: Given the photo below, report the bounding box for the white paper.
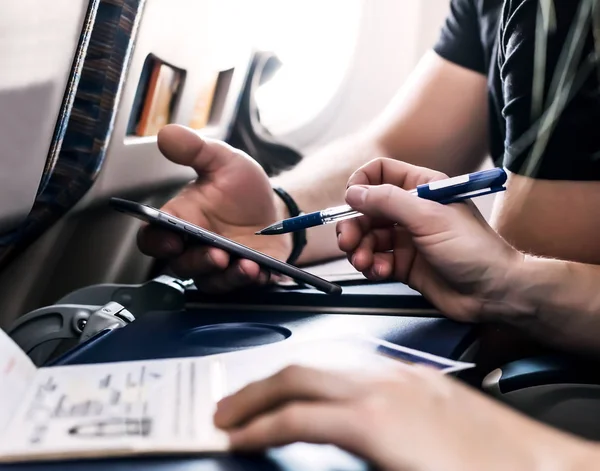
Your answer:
[277,258,366,286]
[215,335,474,396]
[0,334,473,463]
[0,358,228,461]
[0,329,36,434]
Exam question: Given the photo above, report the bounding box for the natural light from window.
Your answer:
[210,0,363,137]
[253,0,362,136]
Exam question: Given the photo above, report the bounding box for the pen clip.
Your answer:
[438,186,506,205]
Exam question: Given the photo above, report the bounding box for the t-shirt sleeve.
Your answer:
[501,0,600,180]
[433,0,486,74]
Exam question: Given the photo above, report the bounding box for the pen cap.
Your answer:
[416,167,507,200]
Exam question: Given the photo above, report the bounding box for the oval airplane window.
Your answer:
[250,0,363,137]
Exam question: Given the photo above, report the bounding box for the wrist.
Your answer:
[488,253,564,325]
[479,250,536,322]
[274,189,291,220]
[272,191,294,261]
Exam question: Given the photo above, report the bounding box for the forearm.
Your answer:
[492,173,600,264]
[271,52,485,218]
[499,255,600,355]
[270,53,489,265]
[270,124,484,265]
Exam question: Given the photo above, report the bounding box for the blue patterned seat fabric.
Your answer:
[0,0,146,268]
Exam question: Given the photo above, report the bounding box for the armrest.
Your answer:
[482,355,600,441]
[482,355,600,395]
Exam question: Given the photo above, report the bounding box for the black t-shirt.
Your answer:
[433,0,600,181]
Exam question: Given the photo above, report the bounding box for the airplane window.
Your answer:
[253,0,362,136]
[210,0,363,137]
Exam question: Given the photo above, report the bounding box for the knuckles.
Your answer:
[274,365,311,389]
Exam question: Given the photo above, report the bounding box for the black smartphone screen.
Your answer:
[110,198,342,295]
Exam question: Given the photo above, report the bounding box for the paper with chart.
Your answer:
[0,329,474,463]
[0,357,229,461]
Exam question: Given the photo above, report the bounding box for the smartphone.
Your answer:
[110,198,342,295]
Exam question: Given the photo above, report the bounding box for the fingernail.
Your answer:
[346,186,368,206]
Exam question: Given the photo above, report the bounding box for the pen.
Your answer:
[257,167,507,235]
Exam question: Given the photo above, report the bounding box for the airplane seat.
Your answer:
[225,49,304,176]
[0,0,146,329]
[461,326,600,440]
[483,354,600,440]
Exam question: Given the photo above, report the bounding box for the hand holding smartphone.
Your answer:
[110,198,342,295]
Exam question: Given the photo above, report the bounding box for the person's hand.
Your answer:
[214,365,592,471]
[137,125,292,292]
[338,158,523,321]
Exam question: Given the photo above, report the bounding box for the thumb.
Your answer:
[345,184,451,236]
[157,124,241,175]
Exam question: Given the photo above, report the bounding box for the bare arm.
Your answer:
[492,172,600,264]
[501,254,600,356]
[272,51,489,264]
[491,1,600,264]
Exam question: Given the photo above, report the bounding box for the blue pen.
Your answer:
[256,167,507,235]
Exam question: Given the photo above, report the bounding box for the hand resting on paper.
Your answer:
[214,364,594,471]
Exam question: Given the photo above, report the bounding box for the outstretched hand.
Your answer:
[137,125,292,292]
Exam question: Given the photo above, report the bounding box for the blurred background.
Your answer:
[0,0,494,327]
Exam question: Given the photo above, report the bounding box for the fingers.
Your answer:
[136,191,211,260]
[362,252,395,280]
[214,365,359,430]
[337,217,394,253]
[137,224,184,258]
[348,229,393,272]
[336,219,363,253]
[347,158,446,189]
[139,221,272,293]
[346,184,452,237]
[348,231,376,271]
[194,259,270,294]
[169,246,230,278]
[226,402,358,452]
[157,124,248,175]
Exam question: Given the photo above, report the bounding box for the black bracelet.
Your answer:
[272,187,307,265]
